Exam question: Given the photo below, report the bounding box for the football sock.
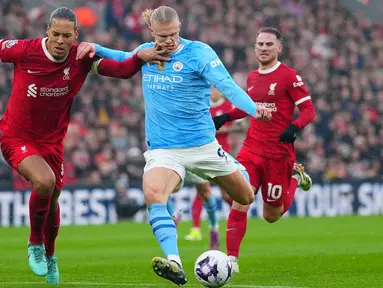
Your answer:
[166,197,175,217]
[226,209,247,259]
[149,203,182,266]
[204,195,218,229]
[44,203,60,256]
[29,189,51,244]
[192,195,203,228]
[282,177,299,214]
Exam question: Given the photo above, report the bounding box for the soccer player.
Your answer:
[185,88,237,245]
[76,6,271,286]
[0,7,169,284]
[213,27,316,273]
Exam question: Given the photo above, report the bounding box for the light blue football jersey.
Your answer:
[96,38,257,150]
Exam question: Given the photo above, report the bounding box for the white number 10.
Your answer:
[267,183,282,200]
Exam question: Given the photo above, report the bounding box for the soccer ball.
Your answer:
[194,250,232,287]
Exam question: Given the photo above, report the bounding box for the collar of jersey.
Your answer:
[169,37,185,55]
[258,61,281,74]
[41,37,69,63]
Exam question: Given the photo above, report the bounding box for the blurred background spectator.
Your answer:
[0,0,382,189]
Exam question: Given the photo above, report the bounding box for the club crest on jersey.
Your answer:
[63,67,71,80]
[172,61,183,72]
[157,61,165,71]
[268,83,277,95]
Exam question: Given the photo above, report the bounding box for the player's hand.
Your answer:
[76,42,96,60]
[137,47,171,65]
[255,106,272,120]
[213,113,230,130]
[279,124,300,143]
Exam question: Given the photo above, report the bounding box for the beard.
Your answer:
[258,54,277,66]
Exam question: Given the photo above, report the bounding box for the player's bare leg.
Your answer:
[143,167,187,286]
[219,187,233,206]
[44,189,61,284]
[18,155,56,277]
[197,182,219,250]
[212,169,254,205]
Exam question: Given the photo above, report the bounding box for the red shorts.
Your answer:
[0,137,65,191]
[237,147,294,207]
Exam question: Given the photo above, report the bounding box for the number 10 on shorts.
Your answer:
[267,183,282,202]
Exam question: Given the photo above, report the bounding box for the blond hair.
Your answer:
[142,6,180,27]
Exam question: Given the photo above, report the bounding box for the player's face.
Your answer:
[46,18,78,60]
[210,87,223,102]
[255,33,282,66]
[150,20,180,54]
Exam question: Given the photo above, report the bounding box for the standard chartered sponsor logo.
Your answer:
[40,86,69,97]
[255,102,277,112]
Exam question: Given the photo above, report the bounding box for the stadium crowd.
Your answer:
[0,0,382,189]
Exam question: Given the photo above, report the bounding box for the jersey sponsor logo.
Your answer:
[210,58,222,68]
[268,83,277,95]
[172,61,183,72]
[293,75,304,87]
[26,84,70,98]
[255,102,277,112]
[143,74,183,90]
[63,67,71,80]
[27,84,37,98]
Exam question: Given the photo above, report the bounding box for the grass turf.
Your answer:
[0,216,382,288]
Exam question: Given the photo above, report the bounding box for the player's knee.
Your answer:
[236,192,254,205]
[144,183,163,204]
[32,174,56,196]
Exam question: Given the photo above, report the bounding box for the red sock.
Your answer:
[192,194,203,228]
[29,190,51,244]
[226,209,247,259]
[282,177,299,214]
[44,204,60,256]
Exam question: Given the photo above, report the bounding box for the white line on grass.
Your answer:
[0,282,306,288]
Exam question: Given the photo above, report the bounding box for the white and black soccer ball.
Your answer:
[194,250,232,287]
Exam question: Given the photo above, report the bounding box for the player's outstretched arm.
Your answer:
[195,43,271,121]
[93,48,170,79]
[77,42,154,62]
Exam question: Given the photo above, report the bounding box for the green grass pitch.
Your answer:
[0,216,382,288]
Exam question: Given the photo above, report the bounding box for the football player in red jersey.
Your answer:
[213,27,316,273]
[0,7,168,284]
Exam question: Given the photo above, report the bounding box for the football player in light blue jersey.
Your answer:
[77,6,271,286]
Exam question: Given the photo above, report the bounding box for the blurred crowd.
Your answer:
[0,0,382,189]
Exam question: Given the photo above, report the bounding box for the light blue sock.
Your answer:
[166,198,175,216]
[149,203,180,259]
[204,195,217,229]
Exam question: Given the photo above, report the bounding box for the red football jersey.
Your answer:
[244,62,311,159]
[210,98,233,152]
[0,38,94,144]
